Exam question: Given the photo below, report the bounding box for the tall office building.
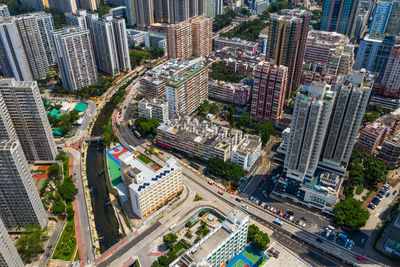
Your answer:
[166,20,193,59]
[134,0,154,28]
[250,61,288,124]
[267,10,310,97]
[52,27,98,91]
[0,218,24,267]
[284,82,335,181]
[0,4,9,18]
[191,15,212,58]
[112,17,131,72]
[33,12,56,65]
[320,0,360,37]
[320,70,373,170]
[0,139,48,228]
[15,14,49,80]
[380,44,400,98]
[166,61,208,116]
[92,15,120,76]
[354,34,399,83]
[0,78,57,162]
[384,0,400,35]
[0,17,33,81]
[47,0,77,13]
[370,0,393,33]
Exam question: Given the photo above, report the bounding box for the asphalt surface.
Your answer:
[38,219,65,267]
[97,222,162,267]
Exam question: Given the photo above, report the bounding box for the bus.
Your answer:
[356,255,367,262]
[133,130,141,139]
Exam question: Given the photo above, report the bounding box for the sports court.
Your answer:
[107,156,123,186]
[227,244,265,267]
[107,145,129,164]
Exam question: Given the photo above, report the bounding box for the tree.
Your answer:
[15,225,48,263]
[238,112,253,128]
[333,198,370,228]
[48,163,61,178]
[210,62,243,83]
[56,151,67,161]
[66,206,74,220]
[348,164,364,185]
[101,122,117,146]
[198,100,209,116]
[163,233,177,248]
[51,200,66,214]
[145,46,165,59]
[208,103,219,115]
[364,156,388,188]
[135,118,160,137]
[44,8,66,29]
[253,232,270,251]
[221,19,267,42]
[185,230,193,238]
[225,162,244,182]
[213,10,238,32]
[207,158,226,177]
[248,224,259,241]
[256,122,275,145]
[58,181,77,201]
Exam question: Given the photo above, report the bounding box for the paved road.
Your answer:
[39,219,65,267]
[98,222,162,267]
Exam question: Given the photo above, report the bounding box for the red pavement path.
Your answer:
[69,156,85,266]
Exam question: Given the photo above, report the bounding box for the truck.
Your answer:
[339,233,348,240]
[128,120,133,128]
[273,218,283,226]
[134,130,142,139]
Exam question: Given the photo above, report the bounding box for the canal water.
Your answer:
[86,98,122,253]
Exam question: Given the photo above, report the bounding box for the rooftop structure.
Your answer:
[171,208,249,267]
[119,152,182,218]
[231,134,262,170]
[214,36,259,53]
[140,58,203,97]
[157,116,244,162]
[138,97,169,123]
[262,241,312,267]
[208,80,251,106]
[213,46,262,65]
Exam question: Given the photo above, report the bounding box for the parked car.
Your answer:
[301,216,307,221]
[393,190,398,195]
[235,198,241,202]
[288,216,295,222]
[287,210,294,216]
[368,204,376,210]
[316,237,323,243]
[218,191,224,195]
[376,193,383,199]
[242,204,248,209]
[386,193,390,198]
[279,211,284,217]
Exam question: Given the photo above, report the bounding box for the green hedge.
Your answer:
[52,203,76,261]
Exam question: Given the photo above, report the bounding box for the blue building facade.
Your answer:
[369,0,393,34]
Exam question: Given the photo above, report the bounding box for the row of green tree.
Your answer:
[47,110,80,136]
[362,104,385,124]
[259,0,291,20]
[209,62,244,83]
[213,10,238,32]
[198,100,220,116]
[206,158,245,182]
[248,224,270,251]
[221,19,267,42]
[134,117,160,138]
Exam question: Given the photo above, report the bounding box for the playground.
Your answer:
[32,165,51,194]
[227,244,266,267]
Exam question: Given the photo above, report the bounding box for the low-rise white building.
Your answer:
[171,208,249,267]
[138,98,169,123]
[231,134,262,170]
[119,152,182,218]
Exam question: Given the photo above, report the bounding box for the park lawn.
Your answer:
[52,212,76,261]
[137,154,151,164]
[63,156,70,179]
[37,178,49,191]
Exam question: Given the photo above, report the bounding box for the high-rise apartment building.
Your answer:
[52,27,98,91]
[33,12,56,65]
[354,34,399,83]
[0,17,33,81]
[0,218,24,267]
[320,0,360,37]
[92,15,120,76]
[126,0,136,25]
[0,139,48,228]
[169,0,190,23]
[166,61,208,116]
[65,10,91,29]
[0,4,9,18]
[166,20,193,59]
[76,0,97,10]
[284,82,335,181]
[267,10,310,96]
[370,0,393,33]
[250,61,288,124]
[320,70,373,171]
[112,17,131,72]
[191,15,212,58]
[0,78,57,161]
[20,0,46,11]
[15,14,49,80]
[384,0,400,35]
[166,15,212,59]
[47,0,77,13]
[134,0,154,28]
[380,44,400,98]
[305,30,354,76]
[0,93,16,140]
[154,0,171,23]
